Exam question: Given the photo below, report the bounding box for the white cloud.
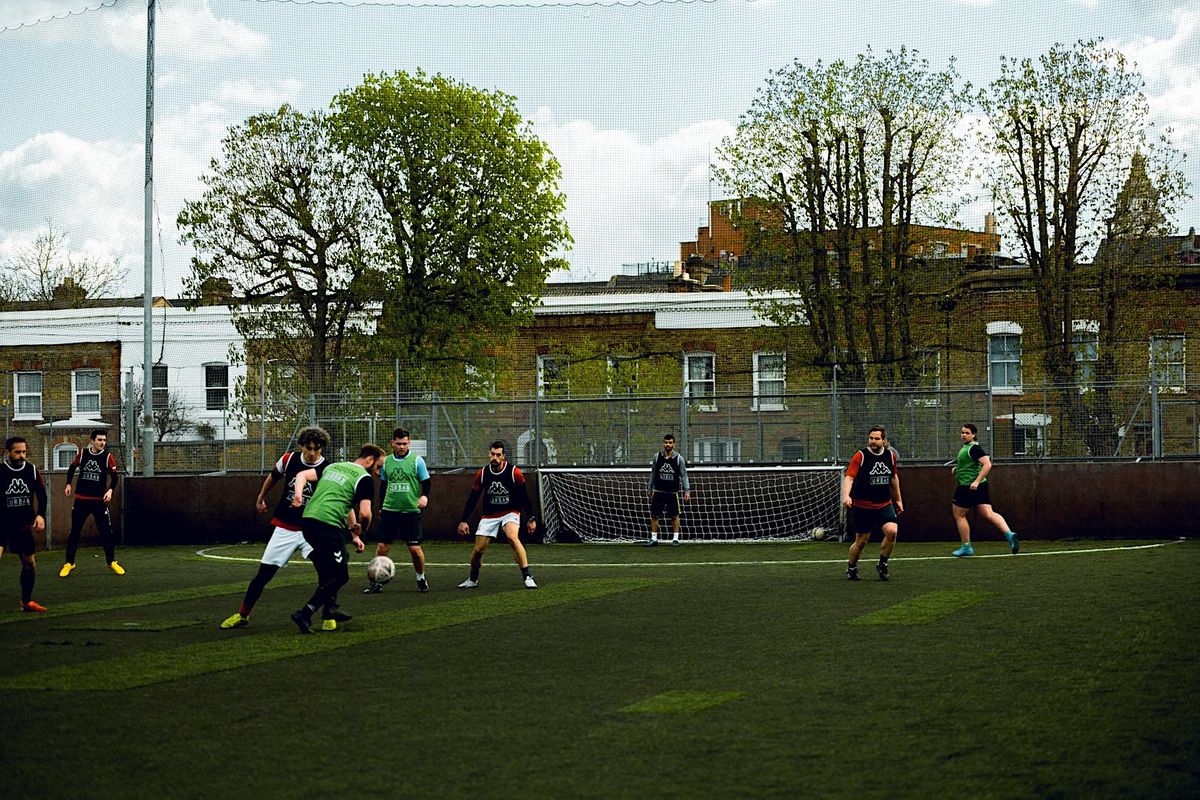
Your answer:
[212,78,303,109]
[0,131,142,269]
[531,109,736,280]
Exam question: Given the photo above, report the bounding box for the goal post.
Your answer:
[537,466,844,543]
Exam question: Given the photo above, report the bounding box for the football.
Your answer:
[811,527,826,541]
[367,556,396,584]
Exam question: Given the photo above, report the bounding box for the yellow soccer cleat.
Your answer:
[109,561,126,576]
[220,613,249,629]
[59,563,75,578]
[321,619,338,632]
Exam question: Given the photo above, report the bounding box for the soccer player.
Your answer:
[363,428,431,594]
[950,423,1019,557]
[841,425,903,581]
[646,433,690,546]
[60,428,122,577]
[0,437,49,612]
[456,440,538,589]
[288,443,384,634]
[221,426,331,629]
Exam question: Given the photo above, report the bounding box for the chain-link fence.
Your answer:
[4,365,1195,474]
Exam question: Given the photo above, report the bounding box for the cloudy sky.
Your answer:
[1,0,1197,297]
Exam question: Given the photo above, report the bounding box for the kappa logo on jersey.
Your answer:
[286,477,314,505]
[486,482,510,498]
[868,458,893,485]
[83,460,102,474]
[658,464,676,480]
[6,479,30,495]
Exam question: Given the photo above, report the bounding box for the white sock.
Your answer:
[416,573,425,581]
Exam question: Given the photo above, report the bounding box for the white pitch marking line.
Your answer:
[196,540,1183,568]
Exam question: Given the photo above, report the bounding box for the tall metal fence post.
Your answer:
[986,389,995,454]
[625,389,633,462]
[1150,371,1162,458]
[831,364,840,464]
[679,387,688,456]
[533,390,542,466]
[126,367,137,476]
[429,391,439,465]
[394,357,401,428]
[259,361,266,472]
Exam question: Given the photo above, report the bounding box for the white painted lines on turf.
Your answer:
[196,539,1183,568]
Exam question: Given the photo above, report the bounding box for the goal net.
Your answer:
[538,466,844,543]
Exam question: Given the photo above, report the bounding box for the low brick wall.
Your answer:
[85,459,1198,548]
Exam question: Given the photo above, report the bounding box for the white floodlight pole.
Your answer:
[141,0,156,475]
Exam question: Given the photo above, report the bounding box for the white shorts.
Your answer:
[259,526,313,567]
[475,512,521,539]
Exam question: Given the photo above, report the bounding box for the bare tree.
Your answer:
[128,382,198,442]
[1,221,127,308]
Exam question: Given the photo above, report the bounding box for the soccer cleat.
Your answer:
[290,609,313,634]
[362,582,384,594]
[671,539,681,547]
[417,578,429,593]
[645,539,659,547]
[322,606,352,623]
[220,613,249,629]
[952,544,975,558]
[457,578,479,589]
[524,575,538,589]
[21,600,48,613]
[876,562,889,581]
[59,563,75,578]
[321,619,338,632]
[1006,531,1020,555]
[109,561,126,575]
[846,566,860,581]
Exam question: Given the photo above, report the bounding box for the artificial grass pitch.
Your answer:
[1,540,1197,799]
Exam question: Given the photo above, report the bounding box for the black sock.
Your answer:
[521,566,531,578]
[242,564,279,614]
[20,565,35,604]
[847,561,858,569]
[470,565,480,581]
[879,555,890,565]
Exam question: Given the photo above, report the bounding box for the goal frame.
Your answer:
[537,465,845,544]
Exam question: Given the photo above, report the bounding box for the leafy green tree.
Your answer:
[178,105,380,397]
[329,70,571,384]
[715,48,971,387]
[978,39,1188,452]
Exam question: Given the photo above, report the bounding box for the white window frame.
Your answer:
[536,355,569,400]
[986,321,1023,395]
[72,368,102,416]
[1072,320,1099,393]
[752,352,786,411]
[1150,335,1186,393]
[204,363,229,411]
[54,443,79,471]
[14,371,43,420]
[692,437,741,463]
[684,352,717,411]
[151,364,169,411]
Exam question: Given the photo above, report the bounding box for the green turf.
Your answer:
[1,539,1197,799]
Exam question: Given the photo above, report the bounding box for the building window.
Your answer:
[987,322,1023,393]
[72,369,101,416]
[684,352,716,411]
[152,364,169,410]
[780,436,805,462]
[1150,335,1186,392]
[205,364,229,411]
[14,371,43,419]
[753,352,786,411]
[1012,425,1046,457]
[1072,321,1099,391]
[54,443,79,470]
[537,355,569,399]
[692,437,740,463]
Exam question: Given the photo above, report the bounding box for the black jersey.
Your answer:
[463,462,531,520]
[270,451,329,531]
[649,451,689,494]
[1,459,48,526]
[848,447,898,508]
[67,447,119,500]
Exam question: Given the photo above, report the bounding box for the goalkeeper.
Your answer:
[646,433,690,546]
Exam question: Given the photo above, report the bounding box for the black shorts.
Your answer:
[301,518,349,556]
[953,483,992,508]
[0,523,36,556]
[848,504,898,535]
[377,510,423,545]
[649,491,680,520]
